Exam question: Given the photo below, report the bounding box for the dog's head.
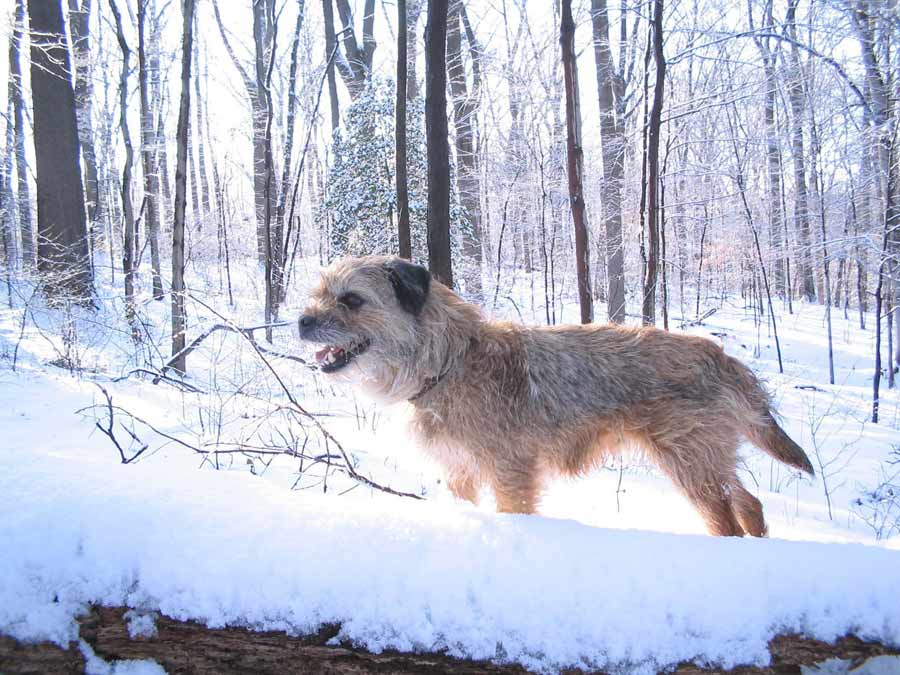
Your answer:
[298,256,435,397]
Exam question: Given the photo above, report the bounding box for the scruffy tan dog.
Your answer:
[298,255,814,536]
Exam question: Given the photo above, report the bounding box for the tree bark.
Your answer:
[322,0,341,131]
[749,0,786,297]
[447,0,482,297]
[274,0,306,303]
[211,0,274,262]
[591,0,626,323]
[9,0,34,267]
[641,0,665,327]
[171,0,195,375]
[28,0,94,302]
[561,0,593,324]
[784,0,817,303]
[332,0,377,98]
[1,605,897,675]
[68,0,104,245]
[138,0,165,300]
[109,0,138,333]
[406,0,425,100]
[396,0,412,259]
[425,0,453,287]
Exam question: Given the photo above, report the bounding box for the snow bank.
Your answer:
[2,398,899,675]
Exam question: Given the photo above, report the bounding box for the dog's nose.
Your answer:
[298,314,317,332]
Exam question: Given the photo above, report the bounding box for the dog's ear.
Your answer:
[384,259,430,316]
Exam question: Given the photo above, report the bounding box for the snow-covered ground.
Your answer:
[2,259,900,674]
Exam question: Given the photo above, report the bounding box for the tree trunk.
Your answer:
[2,97,17,271]
[784,0,816,303]
[561,0,592,324]
[10,0,34,266]
[396,0,412,259]
[447,0,482,297]
[749,0,787,297]
[138,0,165,300]
[28,0,93,302]
[406,0,425,100]
[274,0,306,305]
[322,0,341,131]
[109,0,138,334]
[68,0,105,245]
[591,0,626,324]
[424,0,453,287]
[192,25,212,227]
[171,0,195,375]
[641,0,665,326]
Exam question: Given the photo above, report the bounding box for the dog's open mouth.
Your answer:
[314,340,370,373]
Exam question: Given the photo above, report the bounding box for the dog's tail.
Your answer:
[747,412,815,476]
[727,357,815,477]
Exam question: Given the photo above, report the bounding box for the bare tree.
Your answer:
[28,0,94,301]
[748,0,787,298]
[784,0,817,303]
[212,0,276,262]
[447,0,482,296]
[330,0,377,99]
[425,0,452,286]
[68,0,105,242]
[171,0,195,374]
[590,0,626,323]
[9,0,34,266]
[561,0,592,323]
[396,0,412,259]
[640,0,665,326]
[109,0,138,331]
[138,0,165,299]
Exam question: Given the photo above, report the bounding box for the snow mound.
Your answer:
[2,398,899,674]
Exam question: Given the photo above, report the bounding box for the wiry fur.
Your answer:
[299,256,814,537]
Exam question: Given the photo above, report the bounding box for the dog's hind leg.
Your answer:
[649,436,745,537]
[730,478,768,537]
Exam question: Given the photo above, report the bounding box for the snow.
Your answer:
[2,264,900,674]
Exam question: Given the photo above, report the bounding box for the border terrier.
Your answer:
[298,255,814,536]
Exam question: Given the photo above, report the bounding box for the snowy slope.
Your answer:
[1,368,899,674]
[2,265,900,673]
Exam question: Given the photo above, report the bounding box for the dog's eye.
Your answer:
[338,292,364,310]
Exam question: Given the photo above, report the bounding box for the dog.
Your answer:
[298,255,814,536]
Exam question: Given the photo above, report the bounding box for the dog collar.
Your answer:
[408,373,444,402]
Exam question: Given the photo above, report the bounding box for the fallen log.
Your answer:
[1,606,898,675]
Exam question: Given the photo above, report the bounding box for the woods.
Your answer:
[0,0,896,394]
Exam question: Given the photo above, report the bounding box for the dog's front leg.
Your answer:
[447,468,481,506]
[489,460,540,515]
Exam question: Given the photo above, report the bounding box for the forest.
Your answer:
[2,0,900,673]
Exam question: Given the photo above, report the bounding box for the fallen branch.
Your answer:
[678,307,717,329]
[112,368,206,393]
[187,294,424,501]
[155,320,311,383]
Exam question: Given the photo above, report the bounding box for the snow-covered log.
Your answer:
[1,605,898,674]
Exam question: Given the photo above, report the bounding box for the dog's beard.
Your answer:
[321,343,426,403]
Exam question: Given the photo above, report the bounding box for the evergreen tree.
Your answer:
[325,79,467,271]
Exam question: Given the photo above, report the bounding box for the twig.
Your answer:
[186,293,424,501]
[113,368,206,393]
[91,384,148,464]
[155,320,303,382]
[678,307,716,329]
